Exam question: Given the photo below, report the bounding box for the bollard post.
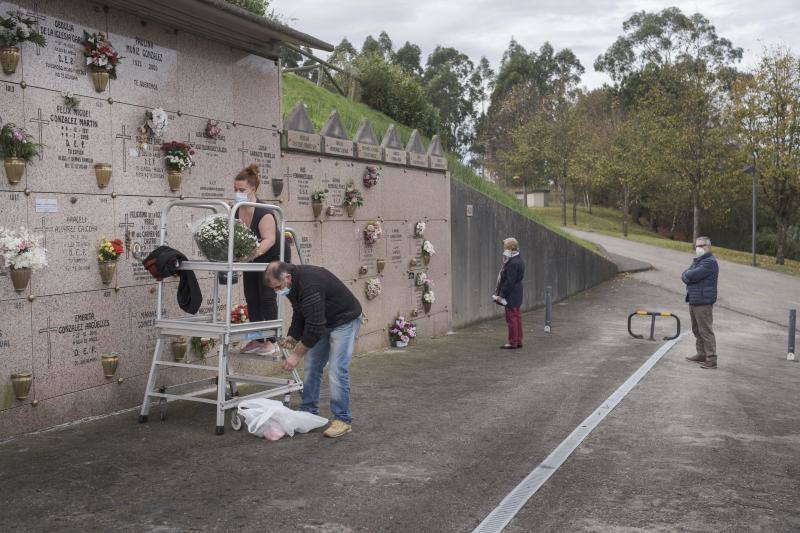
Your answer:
[544,286,552,333]
[789,309,797,362]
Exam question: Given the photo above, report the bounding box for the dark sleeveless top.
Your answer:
[236,200,285,264]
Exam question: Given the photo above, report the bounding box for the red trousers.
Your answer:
[505,307,523,347]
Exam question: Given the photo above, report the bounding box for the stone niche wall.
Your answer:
[0,0,452,437]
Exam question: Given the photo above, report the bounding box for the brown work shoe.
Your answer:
[686,354,706,363]
[323,420,352,438]
[700,358,717,369]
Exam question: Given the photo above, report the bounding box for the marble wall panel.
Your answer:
[0,299,32,410]
[182,115,237,200]
[231,51,281,130]
[176,32,233,122]
[0,80,25,192]
[0,191,29,301]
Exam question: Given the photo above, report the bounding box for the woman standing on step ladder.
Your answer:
[233,164,291,356]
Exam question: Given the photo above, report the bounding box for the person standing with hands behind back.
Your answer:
[233,164,290,356]
[494,237,525,349]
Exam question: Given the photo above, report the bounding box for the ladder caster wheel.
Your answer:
[231,414,243,431]
[215,425,224,436]
[138,414,148,423]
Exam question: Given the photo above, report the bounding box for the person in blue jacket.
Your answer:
[494,237,525,349]
[682,236,720,369]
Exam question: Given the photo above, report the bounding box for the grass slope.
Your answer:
[535,205,800,277]
[281,73,599,253]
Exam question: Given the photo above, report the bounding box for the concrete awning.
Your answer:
[101,0,334,59]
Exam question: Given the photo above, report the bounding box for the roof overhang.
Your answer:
[100,0,334,60]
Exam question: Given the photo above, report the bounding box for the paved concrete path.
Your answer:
[1,243,798,531]
[568,229,800,326]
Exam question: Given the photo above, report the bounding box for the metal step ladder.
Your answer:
[137,199,304,435]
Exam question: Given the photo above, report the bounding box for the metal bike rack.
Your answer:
[138,200,303,435]
[627,310,681,341]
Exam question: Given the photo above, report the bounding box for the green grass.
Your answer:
[535,205,800,277]
[281,73,600,254]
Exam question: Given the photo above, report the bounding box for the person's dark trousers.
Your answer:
[243,270,277,341]
[505,307,523,347]
[690,304,716,361]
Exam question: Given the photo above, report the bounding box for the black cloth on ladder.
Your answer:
[142,245,203,315]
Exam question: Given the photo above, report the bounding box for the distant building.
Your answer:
[514,189,550,207]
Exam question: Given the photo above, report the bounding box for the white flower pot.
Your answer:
[393,340,408,348]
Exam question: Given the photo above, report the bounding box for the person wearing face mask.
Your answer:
[264,261,362,438]
[493,237,525,349]
[682,236,719,369]
[233,164,290,356]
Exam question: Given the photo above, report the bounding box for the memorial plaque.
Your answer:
[285,221,322,266]
[282,154,325,222]
[324,158,381,221]
[24,87,112,194]
[32,289,126,399]
[177,32,234,122]
[283,130,322,153]
[108,11,178,109]
[183,116,237,199]
[0,191,28,301]
[384,147,407,166]
[21,0,107,97]
[121,285,160,376]
[229,125,280,191]
[319,223,361,280]
[29,193,115,295]
[384,221,407,266]
[232,52,281,129]
[0,299,32,410]
[323,136,354,157]
[353,119,382,162]
[355,143,382,161]
[113,196,173,286]
[111,102,179,196]
[429,155,447,171]
[408,152,429,168]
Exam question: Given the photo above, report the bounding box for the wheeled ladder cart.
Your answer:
[138,199,304,435]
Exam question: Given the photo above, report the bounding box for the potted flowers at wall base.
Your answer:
[0,226,47,291]
[343,181,364,218]
[161,141,194,192]
[10,371,32,400]
[311,189,327,219]
[389,316,416,348]
[0,11,46,75]
[97,237,123,285]
[422,240,436,265]
[82,31,120,92]
[171,336,188,362]
[1,123,40,185]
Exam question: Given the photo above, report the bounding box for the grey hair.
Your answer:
[265,261,292,282]
[696,236,711,246]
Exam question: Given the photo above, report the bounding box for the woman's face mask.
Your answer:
[235,191,249,203]
[233,181,254,203]
[503,249,514,258]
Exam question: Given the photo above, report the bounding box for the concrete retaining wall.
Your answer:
[450,180,618,328]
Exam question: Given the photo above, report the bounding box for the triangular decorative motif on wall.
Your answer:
[381,124,404,149]
[282,102,322,153]
[320,109,354,157]
[320,110,349,139]
[406,129,429,168]
[427,135,447,171]
[354,118,380,146]
[284,102,316,133]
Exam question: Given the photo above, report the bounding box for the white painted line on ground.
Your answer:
[473,333,688,533]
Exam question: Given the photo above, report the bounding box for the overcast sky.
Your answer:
[273,0,800,89]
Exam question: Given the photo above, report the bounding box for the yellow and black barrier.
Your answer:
[628,310,681,341]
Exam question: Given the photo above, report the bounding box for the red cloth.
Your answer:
[505,307,523,347]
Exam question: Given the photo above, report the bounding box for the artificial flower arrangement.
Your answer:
[205,119,222,139]
[231,303,249,324]
[363,221,382,245]
[365,277,382,300]
[422,278,435,310]
[139,107,169,145]
[192,214,257,262]
[415,271,428,287]
[343,181,364,208]
[422,239,436,264]
[161,141,194,172]
[62,92,80,111]
[311,189,328,203]
[0,226,47,291]
[362,165,380,188]
[389,315,416,347]
[190,336,216,359]
[0,123,40,184]
[414,220,426,238]
[0,11,46,74]
[98,237,124,262]
[82,31,120,78]
[97,237,123,285]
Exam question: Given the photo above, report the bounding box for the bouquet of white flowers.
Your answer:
[414,221,426,237]
[0,226,47,270]
[422,240,436,256]
[191,214,257,262]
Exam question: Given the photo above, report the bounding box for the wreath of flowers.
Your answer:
[0,226,47,270]
[343,181,364,207]
[205,119,222,140]
[365,277,382,300]
[414,220,426,238]
[139,108,168,147]
[231,303,249,324]
[363,221,382,245]
[363,165,380,188]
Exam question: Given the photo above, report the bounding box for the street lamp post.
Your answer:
[746,151,758,267]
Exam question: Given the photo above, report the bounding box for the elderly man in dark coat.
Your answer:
[682,236,720,369]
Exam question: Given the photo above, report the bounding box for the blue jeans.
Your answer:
[300,318,360,424]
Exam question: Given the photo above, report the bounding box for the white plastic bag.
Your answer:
[237,398,328,441]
